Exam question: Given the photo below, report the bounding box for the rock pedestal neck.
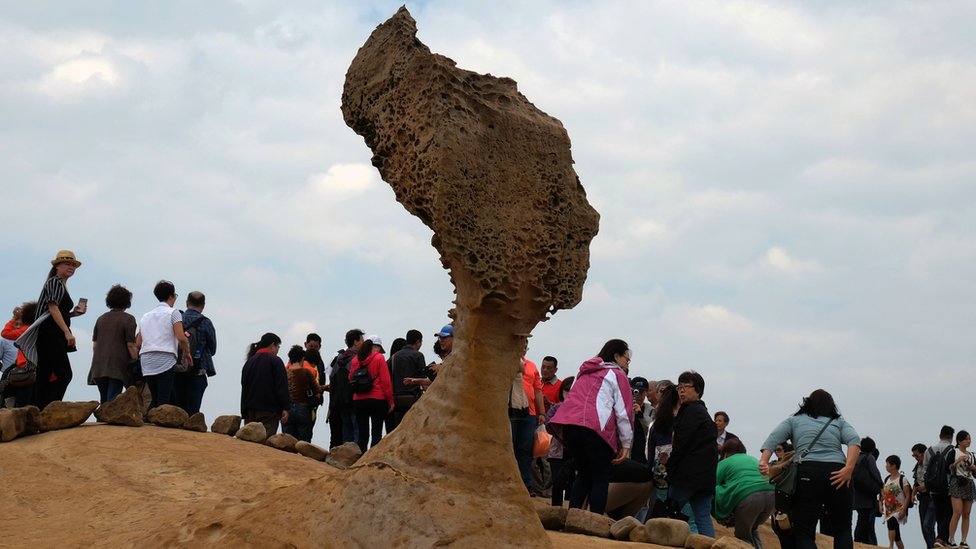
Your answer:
[332,6,599,547]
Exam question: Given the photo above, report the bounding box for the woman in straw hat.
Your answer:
[17,250,86,410]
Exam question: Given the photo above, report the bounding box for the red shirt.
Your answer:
[541,377,562,410]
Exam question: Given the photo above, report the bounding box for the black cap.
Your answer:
[630,376,649,391]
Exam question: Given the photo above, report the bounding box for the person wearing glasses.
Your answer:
[667,371,719,536]
[548,339,634,515]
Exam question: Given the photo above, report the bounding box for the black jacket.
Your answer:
[667,399,718,493]
[391,346,426,398]
[240,352,289,416]
[852,454,884,509]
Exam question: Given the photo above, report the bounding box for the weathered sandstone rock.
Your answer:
[0,406,41,441]
[94,386,143,427]
[611,516,642,540]
[536,505,568,531]
[235,422,267,443]
[295,441,328,461]
[711,536,754,549]
[686,533,716,548]
[325,442,362,469]
[182,412,208,433]
[147,404,189,428]
[211,415,241,436]
[39,400,98,432]
[266,433,298,452]
[645,518,691,547]
[564,508,613,539]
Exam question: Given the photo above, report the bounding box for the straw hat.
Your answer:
[51,249,82,268]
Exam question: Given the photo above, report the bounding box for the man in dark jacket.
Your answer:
[667,370,718,537]
[390,329,427,429]
[327,329,363,448]
[852,436,884,545]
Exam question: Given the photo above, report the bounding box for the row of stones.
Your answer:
[536,507,752,549]
[0,386,364,469]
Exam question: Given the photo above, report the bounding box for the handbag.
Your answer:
[533,426,552,458]
[127,358,143,383]
[772,418,834,517]
[0,362,37,391]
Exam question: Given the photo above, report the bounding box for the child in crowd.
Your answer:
[880,455,911,549]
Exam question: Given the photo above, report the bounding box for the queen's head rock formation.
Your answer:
[134,8,599,547]
[335,6,598,546]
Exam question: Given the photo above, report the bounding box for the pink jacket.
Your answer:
[349,352,394,408]
[549,357,634,452]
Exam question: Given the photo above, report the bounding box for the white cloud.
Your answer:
[760,246,822,277]
[307,163,377,199]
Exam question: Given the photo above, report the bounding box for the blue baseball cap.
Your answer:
[435,325,454,338]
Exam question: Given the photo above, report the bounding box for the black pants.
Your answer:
[854,508,878,545]
[792,462,853,549]
[353,398,388,453]
[933,492,952,542]
[33,337,72,411]
[564,424,613,515]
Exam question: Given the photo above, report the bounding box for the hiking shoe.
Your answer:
[959,543,969,548]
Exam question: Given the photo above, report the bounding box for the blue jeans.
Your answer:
[145,367,176,410]
[95,378,124,404]
[919,493,936,548]
[669,483,715,537]
[511,414,537,490]
[283,404,313,442]
[172,373,208,415]
[340,407,358,444]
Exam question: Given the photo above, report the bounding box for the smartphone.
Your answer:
[77,298,88,313]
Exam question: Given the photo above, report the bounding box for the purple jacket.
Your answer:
[549,357,634,452]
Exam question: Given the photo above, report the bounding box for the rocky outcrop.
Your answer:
[266,433,298,453]
[295,441,329,461]
[94,386,144,427]
[0,406,41,441]
[610,516,642,540]
[325,442,362,469]
[644,518,692,547]
[39,401,98,432]
[235,422,267,443]
[182,412,208,433]
[711,536,754,549]
[686,533,716,548]
[211,415,242,436]
[564,508,613,539]
[147,404,189,428]
[536,506,568,531]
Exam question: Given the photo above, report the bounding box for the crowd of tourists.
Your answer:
[1,250,971,549]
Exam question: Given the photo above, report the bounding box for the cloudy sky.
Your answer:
[2,0,974,532]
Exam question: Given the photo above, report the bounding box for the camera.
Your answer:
[633,388,641,396]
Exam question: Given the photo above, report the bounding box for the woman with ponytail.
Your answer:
[240,333,289,439]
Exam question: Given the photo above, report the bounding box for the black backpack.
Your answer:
[924,445,955,494]
[350,363,375,394]
[329,352,355,407]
